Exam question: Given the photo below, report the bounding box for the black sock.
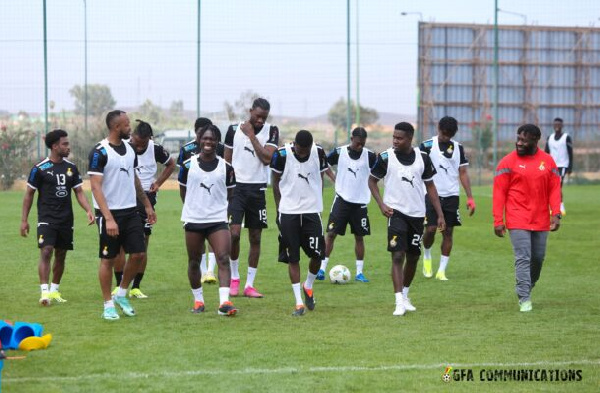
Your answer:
[114,271,123,286]
[132,273,144,289]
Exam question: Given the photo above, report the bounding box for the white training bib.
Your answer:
[93,139,137,210]
[231,122,271,184]
[547,133,569,168]
[278,143,323,214]
[429,136,461,197]
[383,147,426,217]
[134,139,158,191]
[181,156,228,224]
[335,145,371,204]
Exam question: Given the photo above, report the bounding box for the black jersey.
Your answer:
[27,158,83,226]
[177,140,224,167]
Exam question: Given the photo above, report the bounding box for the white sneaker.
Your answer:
[393,302,406,316]
[403,297,416,312]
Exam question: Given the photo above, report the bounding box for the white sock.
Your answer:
[439,255,450,272]
[424,247,432,260]
[246,267,257,288]
[207,253,216,274]
[200,253,208,275]
[320,257,329,271]
[395,292,403,305]
[219,287,230,304]
[104,300,115,309]
[356,260,364,275]
[117,287,127,297]
[402,286,410,298]
[40,283,49,292]
[292,283,303,306]
[191,287,204,303]
[305,272,317,290]
[230,259,240,279]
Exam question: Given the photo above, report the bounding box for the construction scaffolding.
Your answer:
[417,22,600,144]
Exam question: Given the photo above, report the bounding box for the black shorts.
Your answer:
[425,195,461,228]
[96,208,146,259]
[387,210,424,255]
[37,223,73,250]
[228,183,268,229]
[136,191,157,236]
[326,194,370,236]
[183,222,229,237]
[277,213,324,263]
[558,167,568,186]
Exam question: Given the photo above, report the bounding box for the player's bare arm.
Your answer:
[90,174,118,237]
[224,146,233,163]
[272,171,282,212]
[425,180,446,232]
[135,175,156,225]
[179,184,186,204]
[368,175,393,218]
[149,157,176,193]
[73,186,95,225]
[241,122,277,165]
[20,186,35,237]
[459,166,476,216]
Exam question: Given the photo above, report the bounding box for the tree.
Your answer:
[328,98,379,132]
[69,84,116,116]
[138,99,163,126]
[0,124,36,190]
[223,90,262,122]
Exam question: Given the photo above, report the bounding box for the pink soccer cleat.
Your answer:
[230,278,240,297]
[243,286,264,298]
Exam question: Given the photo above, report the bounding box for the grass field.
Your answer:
[1,185,599,392]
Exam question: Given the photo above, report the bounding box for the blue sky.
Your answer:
[1,0,598,117]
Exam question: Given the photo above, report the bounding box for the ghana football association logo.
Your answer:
[102,246,109,256]
[328,222,335,230]
[442,366,453,382]
[539,161,545,170]
[66,167,73,177]
[389,235,397,247]
[38,235,44,245]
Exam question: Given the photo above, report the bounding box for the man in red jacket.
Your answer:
[493,124,561,312]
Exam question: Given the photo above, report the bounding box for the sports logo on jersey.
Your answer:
[347,167,359,178]
[38,235,44,244]
[438,164,449,174]
[244,146,256,157]
[539,161,545,170]
[200,183,214,195]
[119,167,130,175]
[389,235,397,247]
[184,142,197,152]
[298,173,311,184]
[446,144,454,154]
[39,161,54,170]
[401,175,415,188]
[66,167,73,177]
[56,187,68,197]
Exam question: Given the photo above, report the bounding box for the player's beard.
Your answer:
[516,143,536,156]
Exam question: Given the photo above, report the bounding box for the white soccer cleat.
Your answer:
[403,297,416,312]
[393,302,406,316]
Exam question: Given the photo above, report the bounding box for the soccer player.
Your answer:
[112,120,175,298]
[271,130,328,316]
[493,124,561,312]
[20,129,94,305]
[544,117,573,215]
[178,117,221,284]
[224,98,279,298]
[88,110,156,320]
[368,122,445,316]
[317,127,377,282]
[420,116,475,280]
[179,125,237,316]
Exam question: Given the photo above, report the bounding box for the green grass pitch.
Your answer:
[1,185,599,392]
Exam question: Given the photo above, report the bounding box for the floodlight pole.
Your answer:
[196,0,201,118]
[346,0,352,142]
[493,1,499,168]
[355,0,360,127]
[84,0,88,134]
[43,0,49,135]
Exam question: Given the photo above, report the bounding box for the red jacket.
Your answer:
[493,149,561,231]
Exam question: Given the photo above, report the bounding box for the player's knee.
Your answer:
[215,253,230,266]
[230,231,241,244]
[425,226,437,235]
[40,246,53,260]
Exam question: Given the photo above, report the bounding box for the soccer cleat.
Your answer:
[519,300,533,312]
[243,286,264,298]
[393,302,406,316]
[112,295,136,316]
[292,305,306,316]
[218,301,237,316]
[39,290,51,307]
[316,269,326,281]
[302,283,315,311]
[403,297,416,312]
[355,273,370,283]
[230,278,240,297]
[48,291,67,303]
[560,202,566,216]
[202,272,217,284]
[435,271,448,281]
[423,258,433,278]
[101,307,120,320]
[129,288,148,299]
[191,301,205,313]
[111,287,119,296]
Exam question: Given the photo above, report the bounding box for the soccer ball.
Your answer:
[329,265,351,284]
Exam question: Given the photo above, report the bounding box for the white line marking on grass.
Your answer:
[5,359,600,383]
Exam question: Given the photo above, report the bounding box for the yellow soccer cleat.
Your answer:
[202,271,217,284]
[39,290,51,307]
[48,291,67,303]
[422,258,433,278]
[129,288,148,299]
[435,271,448,281]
